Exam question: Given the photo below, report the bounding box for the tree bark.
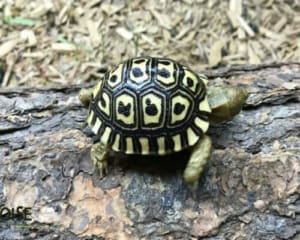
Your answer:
[0,63,299,240]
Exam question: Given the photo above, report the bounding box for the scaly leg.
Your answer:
[183,135,212,190]
[79,88,93,107]
[90,142,110,177]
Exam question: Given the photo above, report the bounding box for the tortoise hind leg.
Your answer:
[183,135,212,190]
[90,142,110,177]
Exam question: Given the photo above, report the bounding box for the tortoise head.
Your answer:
[207,86,248,123]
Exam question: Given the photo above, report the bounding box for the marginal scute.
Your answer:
[155,60,177,88]
[187,127,198,146]
[107,64,123,88]
[101,127,112,144]
[86,110,94,125]
[157,136,165,155]
[169,90,193,127]
[134,58,147,64]
[92,118,102,135]
[129,58,151,85]
[139,137,150,155]
[97,91,111,118]
[172,134,182,152]
[194,117,209,133]
[112,133,120,151]
[125,137,134,154]
[199,95,212,113]
[182,70,202,95]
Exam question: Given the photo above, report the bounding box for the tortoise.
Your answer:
[80,57,248,189]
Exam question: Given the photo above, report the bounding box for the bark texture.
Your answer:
[0,63,299,240]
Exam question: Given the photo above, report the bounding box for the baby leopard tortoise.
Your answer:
[80,56,248,189]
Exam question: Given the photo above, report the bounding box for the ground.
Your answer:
[1,0,300,87]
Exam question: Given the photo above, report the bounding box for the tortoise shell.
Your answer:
[86,57,211,155]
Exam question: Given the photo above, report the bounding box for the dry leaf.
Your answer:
[237,16,255,37]
[0,39,18,58]
[116,27,133,40]
[149,8,172,30]
[248,42,261,64]
[51,43,77,52]
[87,20,101,46]
[20,29,37,46]
[209,40,225,67]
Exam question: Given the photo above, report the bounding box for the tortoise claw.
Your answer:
[90,142,109,178]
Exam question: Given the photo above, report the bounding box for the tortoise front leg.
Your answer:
[79,88,93,107]
[90,142,110,177]
[183,135,212,190]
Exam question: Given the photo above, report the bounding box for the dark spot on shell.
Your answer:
[158,68,170,78]
[187,77,194,87]
[132,67,144,78]
[174,103,185,115]
[118,102,131,117]
[159,60,171,65]
[134,59,146,64]
[145,98,158,116]
[110,74,118,83]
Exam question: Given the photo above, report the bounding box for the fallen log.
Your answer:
[0,63,299,239]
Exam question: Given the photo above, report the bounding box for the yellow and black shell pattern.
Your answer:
[86,57,211,155]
